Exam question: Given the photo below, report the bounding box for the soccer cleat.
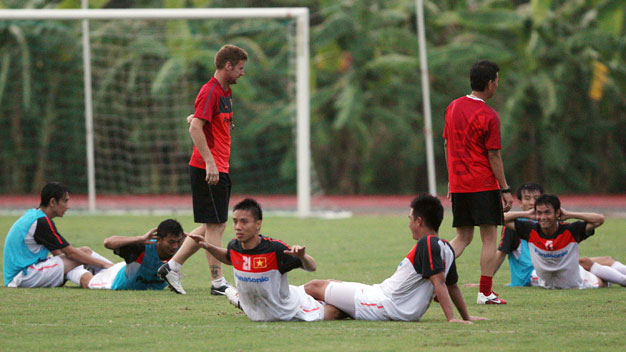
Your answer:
[477,291,507,305]
[158,263,186,295]
[211,281,234,296]
[225,287,242,310]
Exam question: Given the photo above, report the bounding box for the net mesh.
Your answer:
[0,17,299,197]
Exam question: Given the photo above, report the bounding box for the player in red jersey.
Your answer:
[304,195,487,324]
[188,198,333,321]
[504,194,626,289]
[443,60,513,304]
[159,45,247,295]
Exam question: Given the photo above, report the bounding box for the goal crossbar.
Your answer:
[0,8,312,217]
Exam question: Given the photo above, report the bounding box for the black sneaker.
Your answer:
[158,263,186,295]
[211,281,233,296]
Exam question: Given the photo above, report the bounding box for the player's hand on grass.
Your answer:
[284,245,306,258]
[449,318,472,324]
[468,316,488,321]
[140,228,158,244]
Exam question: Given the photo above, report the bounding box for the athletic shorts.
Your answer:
[189,166,231,224]
[451,190,503,227]
[324,281,390,321]
[88,262,125,290]
[530,266,601,289]
[7,256,65,288]
[290,285,326,322]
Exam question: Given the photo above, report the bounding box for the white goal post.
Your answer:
[0,8,312,217]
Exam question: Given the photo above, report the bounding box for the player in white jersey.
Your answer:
[503,194,626,289]
[304,195,488,324]
[188,198,336,321]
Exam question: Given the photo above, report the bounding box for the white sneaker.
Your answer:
[477,291,507,304]
[225,287,241,309]
[157,263,186,295]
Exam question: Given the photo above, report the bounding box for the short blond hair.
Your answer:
[214,44,248,69]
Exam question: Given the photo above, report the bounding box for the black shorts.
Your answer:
[451,190,503,227]
[189,166,231,224]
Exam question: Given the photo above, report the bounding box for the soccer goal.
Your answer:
[0,8,312,217]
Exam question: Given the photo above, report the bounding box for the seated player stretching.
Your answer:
[188,198,334,321]
[494,182,544,287]
[88,219,184,290]
[503,194,626,289]
[304,194,488,324]
[3,182,113,289]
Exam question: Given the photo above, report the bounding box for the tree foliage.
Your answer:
[0,0,623,195]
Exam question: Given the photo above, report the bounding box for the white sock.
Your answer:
[89,251,113,274]
[590,263,626,287]
[66,266,90,285]
[91,250,113,264]
[168,259,182,272]
[611,261,626,275]
[212,277,226,287]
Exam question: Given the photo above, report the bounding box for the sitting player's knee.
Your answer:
[579,257,593,271]
[304,280,326,300]
[79,246,92,254]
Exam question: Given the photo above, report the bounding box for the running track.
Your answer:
[1,194,624,216]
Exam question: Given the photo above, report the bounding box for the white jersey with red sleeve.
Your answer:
[226,235,323,322]
[514,219,594,289]
[358,235,457,321]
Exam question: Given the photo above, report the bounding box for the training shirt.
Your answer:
[189,77,233,173]
[3,209,70,286]
[226,235,306,321]
[443,95,502,193]
[498,226,534,286]
[109,242,168,290]
[376,235,458,321]
[514,220,593,289]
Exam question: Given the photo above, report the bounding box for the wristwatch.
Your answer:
[501,187,511,193]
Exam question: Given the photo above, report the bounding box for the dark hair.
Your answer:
[214,44,248,69]
[516,182,544,200]
[40,182,70,207]
[470,60,499,91]
[233,198,263,221]
[156,219,184,238]
[534,194,561,212]
[410,194,444,233]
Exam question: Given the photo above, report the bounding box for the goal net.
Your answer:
[0,8,314,215]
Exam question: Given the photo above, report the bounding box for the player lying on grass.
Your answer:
[3,182,113,289]
[304,194,488,324]
[187,198,337,321]
[503,194,626,289]
[88,219,184,290]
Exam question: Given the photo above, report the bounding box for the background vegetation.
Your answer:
[0,0,624,195]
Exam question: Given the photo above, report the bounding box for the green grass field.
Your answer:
[1,213,625,351]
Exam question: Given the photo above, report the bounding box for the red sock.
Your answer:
[479,275,492,295]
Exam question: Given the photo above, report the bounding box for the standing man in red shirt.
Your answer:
[159,45,248,295]
[443,60,514,305]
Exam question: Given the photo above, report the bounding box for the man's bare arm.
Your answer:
[187,232,231,265]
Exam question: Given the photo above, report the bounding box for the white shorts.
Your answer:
[290,285,326,321]
[579,265,601,289]
[88,262,125,289]
[530,266,601,289]
[325,281,390,321]
[7,256,65,288]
